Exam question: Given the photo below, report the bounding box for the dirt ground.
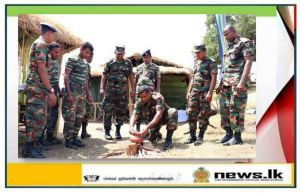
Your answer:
[18,113,256,159]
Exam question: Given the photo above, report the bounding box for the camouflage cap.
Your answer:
[40,22,57,32]
[194,44,206,53]
[115,45,125,53]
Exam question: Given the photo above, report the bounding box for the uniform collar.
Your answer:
[229,36,241,46]
[195,56,208,64]
[112,58,125,63]
[38,36,47,44]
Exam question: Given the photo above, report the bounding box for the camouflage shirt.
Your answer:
[25,37,49,95]
[223,36,254,86]
[103,58,133,88]
[192,56,218,92]
[133,92,168,122]
[47,57,59,90]
[65,55,88,90]
[135,62,161,89]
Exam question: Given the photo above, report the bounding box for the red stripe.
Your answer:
[255,77,295,163]
[277,77,294,163]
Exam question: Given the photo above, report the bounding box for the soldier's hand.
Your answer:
[216,85,222,95]
[88,96,93,104]
[129,128,134,135]
[130,90,136,99]
[100,88,105,97]
[58,91,63,98]
[49,93,57,106]
[141,128,149,137]
[47,96,52,108]
[205,93,212,103]
[186,93,190,102]
[237,82,245,95]
[67,93,73,104]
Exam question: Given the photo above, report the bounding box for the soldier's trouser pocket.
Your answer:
[25,102,47,142]
[230,89,247,132]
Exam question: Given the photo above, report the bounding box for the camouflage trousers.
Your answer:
[62,87,86,140]
[187,90,211,131]
[102,86,128,128]
[147,107,178,142]
[220,85,247,132]
[25,92,48,142]
[83,102,93,124]
[44,96,59,136]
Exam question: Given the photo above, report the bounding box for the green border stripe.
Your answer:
[7,6,276,16]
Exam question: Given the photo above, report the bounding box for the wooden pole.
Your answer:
[128,80,133,118]
[55,44,64,137]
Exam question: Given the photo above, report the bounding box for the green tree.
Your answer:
[202,14,256,64]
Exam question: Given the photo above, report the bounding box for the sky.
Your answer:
[45,14,207,69]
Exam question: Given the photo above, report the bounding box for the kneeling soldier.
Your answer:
[129,86,178,150]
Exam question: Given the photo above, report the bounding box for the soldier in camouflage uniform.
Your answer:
[185,44,218,146]
[44,43,64,145]
[36,42,63,153]
[129,86,178,150]
[133,49,161,132]
[62,42,94,149]
[81,52,94,139]
[100,45,135,140]
[22,22,57,158]
[216,25,254,146]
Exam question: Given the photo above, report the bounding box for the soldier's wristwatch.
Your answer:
[49,88,54,94]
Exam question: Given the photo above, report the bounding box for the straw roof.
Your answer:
[91,52,192,77]
[18,14,82,53]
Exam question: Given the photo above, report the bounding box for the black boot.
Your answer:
[163,130,174,150]
[216,128,233,144]
[136,123,140,132]
[65,139,78,149]
[22,141,45,158]
[223,131,243,146]
[194,129,206,146]
[104,126,113,140]
[73,137,86,147]
[184,130,197,144]
[81,122,91,139]
[46,133,63,145]
[115,125,122,140]
[36,138,50,153]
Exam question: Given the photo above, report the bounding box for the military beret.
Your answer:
[142,49,151,57]
[194,44,206,52]
[40,22,57,32]
[115,45,125,53]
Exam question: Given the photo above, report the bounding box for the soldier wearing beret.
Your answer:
[62,42,94,149]
[216,25,254,146]
[100,45,135,140]
[133,49,161,132]
[185,44,218,146]
[129,86,178,150]
[22,22,57,158]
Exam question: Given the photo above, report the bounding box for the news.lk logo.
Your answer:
[214,169,284,182]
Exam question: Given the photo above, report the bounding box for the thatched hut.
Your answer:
[90,53,192,121]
